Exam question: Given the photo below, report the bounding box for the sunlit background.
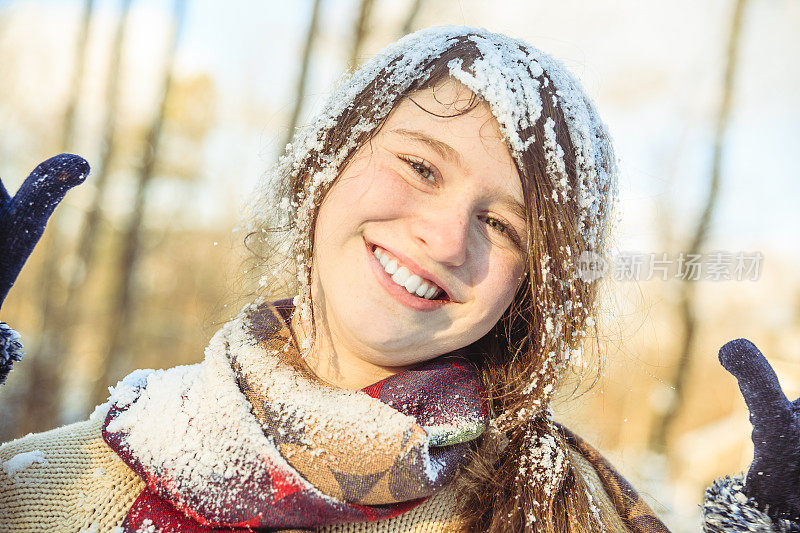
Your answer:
[0,0,798,530]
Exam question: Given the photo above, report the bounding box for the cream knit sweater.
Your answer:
[0,414,469,532]
[1,416,624,532]
[0,414,144,531]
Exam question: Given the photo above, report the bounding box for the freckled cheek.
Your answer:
[315,164,418,246]
[486,256,525,305]
[350,164,419,216]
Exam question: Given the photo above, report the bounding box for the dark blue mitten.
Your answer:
[719,338,800,522]
[0,154,89,384]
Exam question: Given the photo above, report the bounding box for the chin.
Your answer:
[344,316,439,359]
[361,352,437,369]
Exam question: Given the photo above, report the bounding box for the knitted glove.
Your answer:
[703,338,800,531]
[0,154,89,384]
[0,322,23,385]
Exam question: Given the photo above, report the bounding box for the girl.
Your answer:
[1,26,797,532]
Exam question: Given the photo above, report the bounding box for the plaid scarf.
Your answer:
[558,424,670,533]
[102,299,488,530]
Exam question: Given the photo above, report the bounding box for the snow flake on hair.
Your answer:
[244,24,617,366]
[543,117,570,202]
[517,428,567,497]
[446,35,544,154]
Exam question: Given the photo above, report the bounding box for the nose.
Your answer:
[412,202,470,267]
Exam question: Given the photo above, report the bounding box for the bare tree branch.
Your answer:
[348,0,374,69]
[280,0,323,153]
[19,0,94,435]
[399,0,423,37]
[648,0,749,454]
[56,0,133,424]
[92,0,187,405]
[61,0,94,152]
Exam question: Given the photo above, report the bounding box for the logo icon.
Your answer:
[576,251,608,282]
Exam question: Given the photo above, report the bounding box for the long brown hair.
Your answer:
[248,28,619,532]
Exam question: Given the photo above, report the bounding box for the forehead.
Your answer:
[389,79,504,140]
[380,80,523,200]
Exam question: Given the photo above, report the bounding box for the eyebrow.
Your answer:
[389,128,465,168]
[389,127,528,230]
[499,197,527,226]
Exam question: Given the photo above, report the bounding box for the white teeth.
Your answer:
[392,266,410,285]
[373,245,443,300]
[415,282,429,297]
[404,274,422,293]
[424,285,437,299]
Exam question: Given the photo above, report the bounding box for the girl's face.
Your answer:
[305,80,527,387]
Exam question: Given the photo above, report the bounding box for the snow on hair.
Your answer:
[243,26,618,394]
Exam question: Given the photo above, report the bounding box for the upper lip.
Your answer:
[368,240,457,302]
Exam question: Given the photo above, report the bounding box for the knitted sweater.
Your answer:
[0,413,143,531]
[0,413,628,532]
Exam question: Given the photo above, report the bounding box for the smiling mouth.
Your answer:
[373,246,448,301]
[367,243,452,306]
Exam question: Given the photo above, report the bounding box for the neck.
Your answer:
[289,305,407,390]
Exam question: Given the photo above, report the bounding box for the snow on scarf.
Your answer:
[101,299,487,530]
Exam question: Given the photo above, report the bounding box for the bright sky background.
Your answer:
[3,0,799,258]
[0,4,796,527]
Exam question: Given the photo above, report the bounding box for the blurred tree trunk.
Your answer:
[59,0,94,152]
[92,0,187,406]
[399,0,423,37]
[348,0,374,68]
[19,0,94,436]
[653,126,690,254]
[58,0,132,424]
[280,0,322,152]
[648,0,748,454]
